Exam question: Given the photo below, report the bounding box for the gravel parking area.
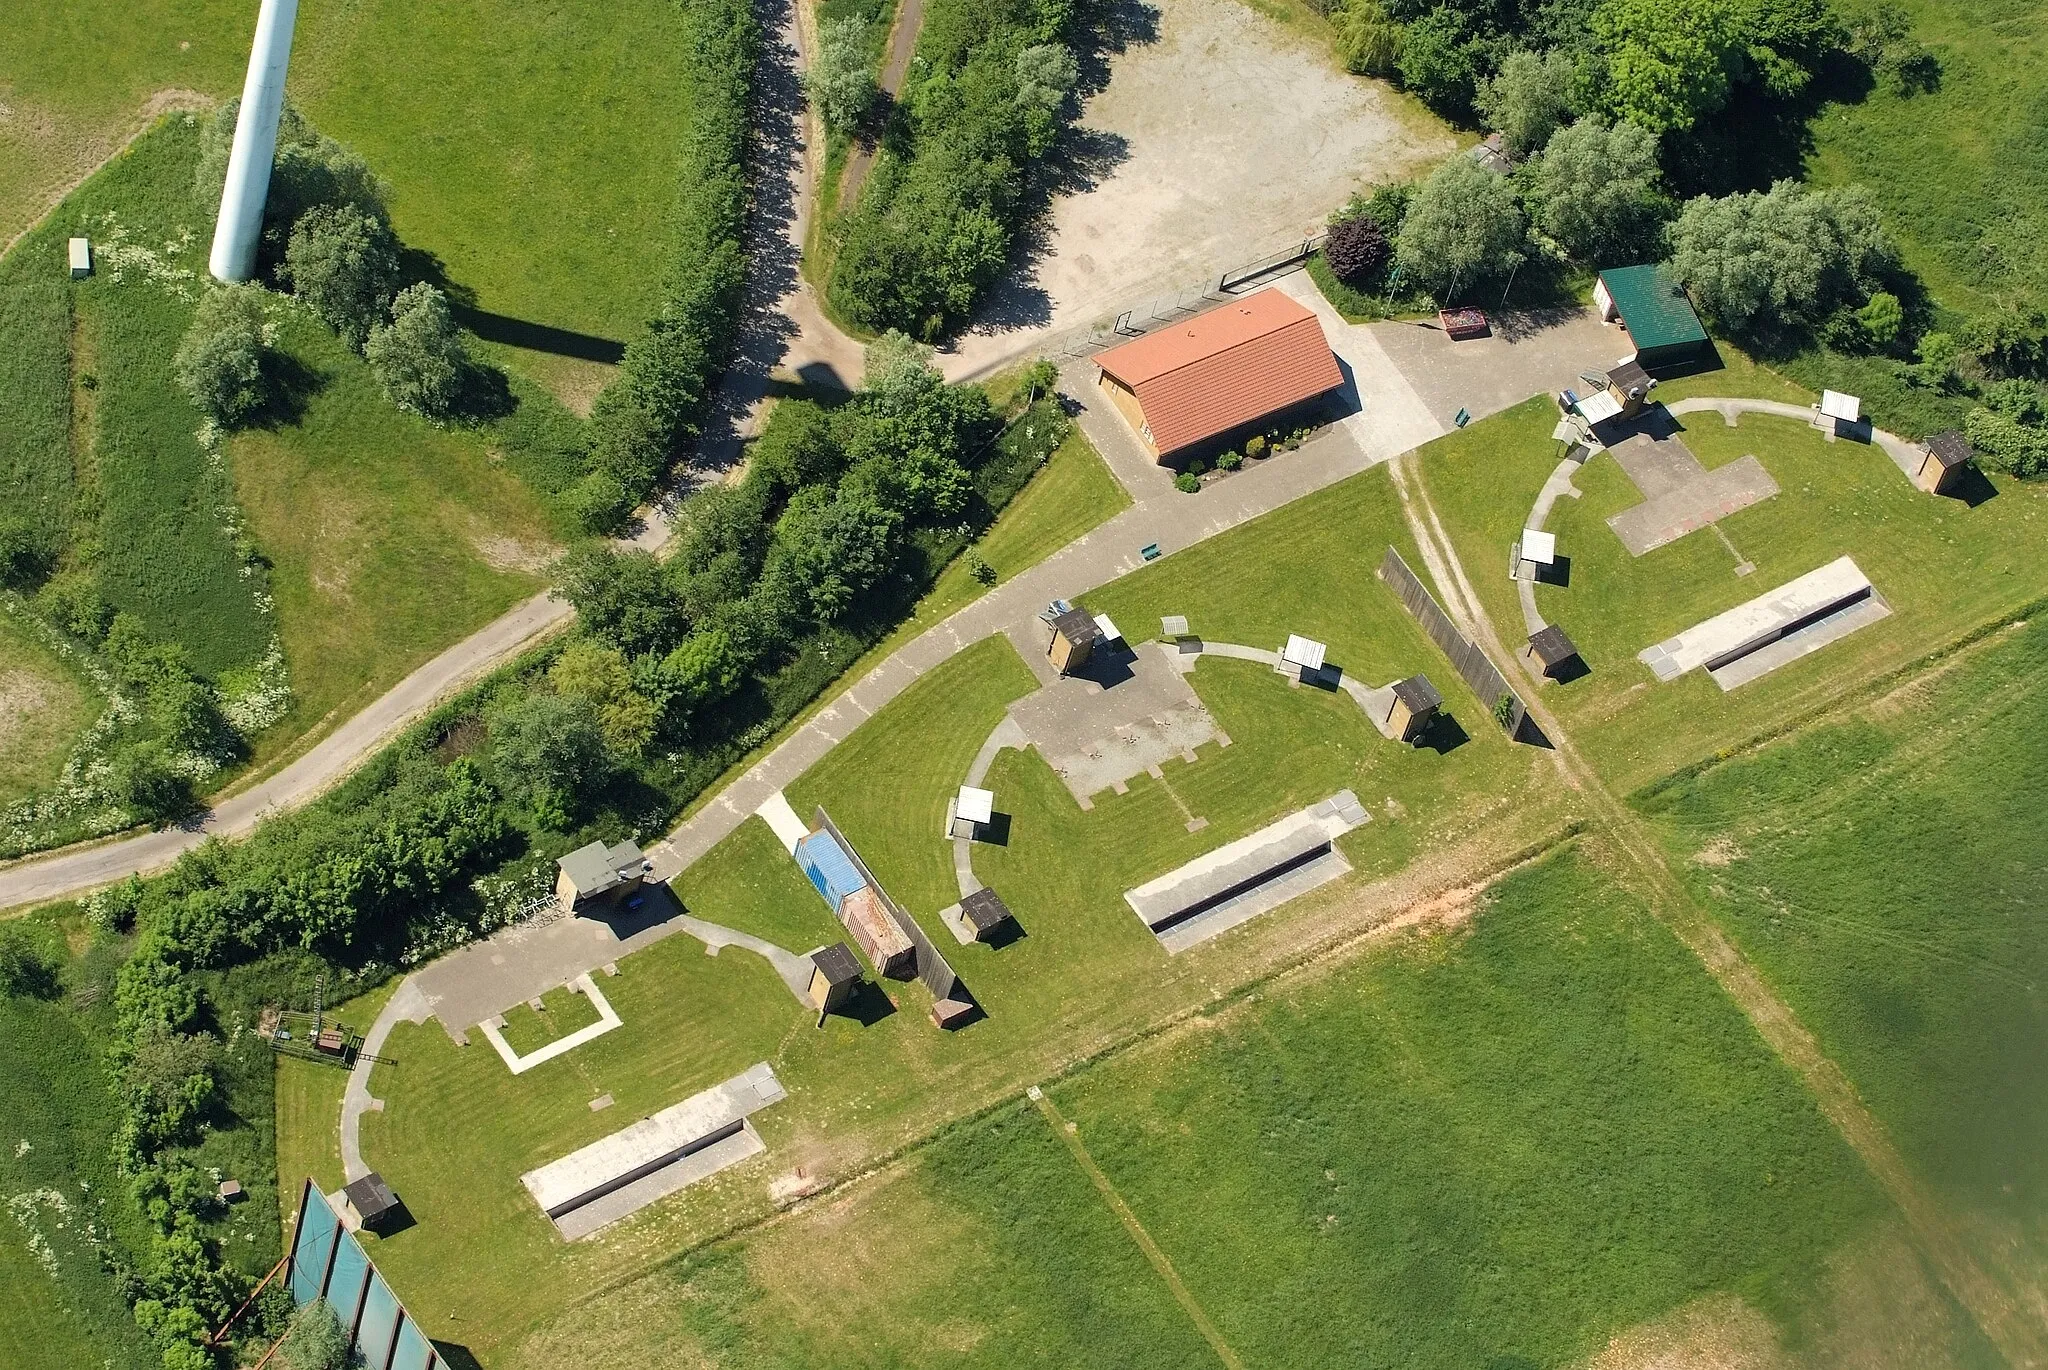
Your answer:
[943,0,1451,377]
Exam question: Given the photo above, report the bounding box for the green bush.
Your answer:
[280,205,401,350]
[173,284,276,427]
[809,17,880,130]
[1175,472,1202,493]
[366,282,468,417]
[1395,154,1527,298]
[1217,450,1243,472]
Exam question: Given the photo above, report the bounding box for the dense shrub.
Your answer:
[1332,0,1403,77]
[1395,154,1528,298]
[827,0,1082,339]
[1669,180,1898,343]
[196,102,386,264]
[810,18,880,130]
[366,283,469,417]
[1324,214,1391,286]
[1521,117,1667,261]
[1477,49,1576,156]
[280,205,400,350]
[173,284,276,426]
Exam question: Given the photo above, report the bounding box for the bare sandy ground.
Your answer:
[940,0,1452,379]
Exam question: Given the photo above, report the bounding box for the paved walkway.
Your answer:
[1667,396,1927,482]
[1518,454,1590,635]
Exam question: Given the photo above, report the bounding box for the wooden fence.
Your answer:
[1378,546,1533,739]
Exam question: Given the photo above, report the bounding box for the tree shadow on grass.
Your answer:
[247,349,328,429]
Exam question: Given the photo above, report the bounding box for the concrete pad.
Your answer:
[1009,642,1216,804]
[1366,304,1616,432]
[1126,791,1368,946]
[522,1063,785,1238]
[1607,455,1779,556]
[1708,592,1892,690]
[1157,850,1352,954]
[551,1125,765,1242]
[477,974,623,1076]
[755,792,809,853]
[1639,557,1880,682]
[1272,272,1446,465]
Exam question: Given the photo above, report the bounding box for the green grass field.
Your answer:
[0,607,98,808]
[497,983,607,1057]
[496,842,2001,1367]
[1641,614,2048,1311]
[1807,0,2048,321]
[1,0,705,407]
[1412,391,2048,793]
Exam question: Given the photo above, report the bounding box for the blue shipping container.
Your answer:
[795,832,866,909]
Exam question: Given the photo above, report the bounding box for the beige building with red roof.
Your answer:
[1094,288,1345,464]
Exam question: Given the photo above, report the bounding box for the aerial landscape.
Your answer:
[2,0,2045,1366]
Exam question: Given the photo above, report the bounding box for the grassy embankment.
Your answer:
[1412,374,2048,794]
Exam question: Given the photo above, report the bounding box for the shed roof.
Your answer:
[1095,290,1344,455]
[1392,675,1443,713]
[1820,390,1861,422]
[1576,390,1625,424]
[1519,529,1556,565]
[343,1172,398,1218]
[558,839,647,897]
[1527,623,1579,666]
[1607,358,1653,398]
[810,942,862,986]
[1597,265,1708,352]
[795,832,867,909]
[1048,606,1101,647]
[955,785,995,825]
[1926,430,1973,468]
[960,886,1014,933]
[1281,634,1327,671]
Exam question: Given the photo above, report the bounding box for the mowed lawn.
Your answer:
[1641,615,2048,1312]
[1807,0,2048,319]
[1413,388,2048,793]
[346,494,1566,1355]
[499,843,1989,1367]
[1,0,702,406]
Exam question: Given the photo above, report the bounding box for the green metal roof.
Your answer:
[1598,264,1707,351]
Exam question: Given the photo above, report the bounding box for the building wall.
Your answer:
[1097,372,1158,456]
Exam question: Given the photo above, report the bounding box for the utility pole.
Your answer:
[208,0,300,282]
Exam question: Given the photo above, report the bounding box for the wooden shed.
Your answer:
[1043,604,1101,676]
[1912,430,1974,495]
[555,839,650,912]
[1387,675,1443,744]
[1605,358,1656,416]
[341,1172,401,1234]
[1524,624,1585,681]
[957,887,1016,944]
[806,943,864,1015]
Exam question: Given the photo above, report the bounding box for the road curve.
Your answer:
[0,593,572,910]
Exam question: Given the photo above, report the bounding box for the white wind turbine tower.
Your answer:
[207,0,301,282]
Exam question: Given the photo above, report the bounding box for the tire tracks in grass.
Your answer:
[1390,450,2048,1368]
[1028,1086,1246,1370]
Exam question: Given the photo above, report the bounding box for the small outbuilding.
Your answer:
[1512,528,1557,583]
[957,887,1016,944]
[1594,265,1710,368]
[217,1179,245,1204]
[1524,624,1585,681]
[1043,603,1101,676]
[1912,430,1974,495]
[67,237,92,279]
[840,886,916,978]
[1387,675,1443,744]
[1092,613,1124,650]
[806,943,864,1016]
[950,785,996,840]
[555,839,651,912]
[1605,358,1656,417]
[1281,634,1328,677]
[341,1173,401,1235]
[1817,390,1865,437]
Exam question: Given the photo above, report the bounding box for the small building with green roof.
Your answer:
[1594,264,1710,368]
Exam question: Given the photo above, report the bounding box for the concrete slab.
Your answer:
[1707,592,1892,690]
[1008,642,1216,805]
[1639,557,1880,682]
[477,974,623,1075]
[1157,850,1352,954]
[755,791,808,852]
[1366,303,1616,432]
[1608,454,1779,556]
[1125,791,1368,946]
[552,1125,765,1242]
[521,1063,785,1238]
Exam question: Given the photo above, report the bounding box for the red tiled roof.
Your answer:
[1095,290,1344,455]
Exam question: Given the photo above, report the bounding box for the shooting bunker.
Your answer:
[1638,556,1891,690]
[520,1063,787,1240]
[1125,791,1370,953]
